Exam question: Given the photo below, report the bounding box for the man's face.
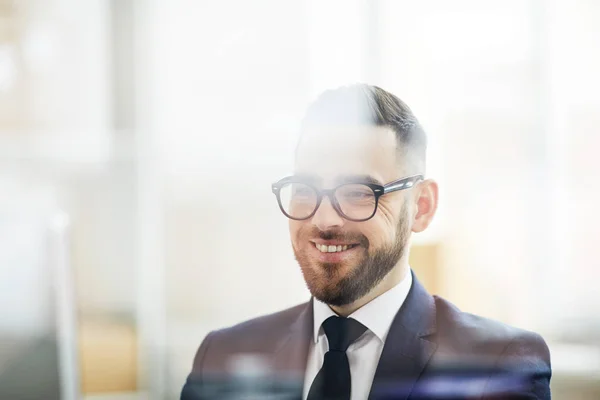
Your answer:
[290,126,413,306]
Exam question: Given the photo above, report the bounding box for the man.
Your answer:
[181,84,551,399]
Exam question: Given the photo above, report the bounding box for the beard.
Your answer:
[293,204,410,306]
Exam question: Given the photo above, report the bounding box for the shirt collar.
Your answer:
[312,269,413,343]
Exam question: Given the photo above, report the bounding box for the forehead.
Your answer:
[294,125,399,185]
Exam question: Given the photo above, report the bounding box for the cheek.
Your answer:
[358,221,389,249]
[367,203,402,244]
[289,221,303,245]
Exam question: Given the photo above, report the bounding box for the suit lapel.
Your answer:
[368,272,438,400]
[272,298,313,399]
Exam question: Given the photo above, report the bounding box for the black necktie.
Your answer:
[307,316,368,400]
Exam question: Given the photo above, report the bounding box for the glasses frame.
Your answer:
[271,174,424,222]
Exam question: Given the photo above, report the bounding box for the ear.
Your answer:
[411,179,438,233]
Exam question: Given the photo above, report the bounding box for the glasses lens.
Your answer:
[279,182,318,219]
[335,184,377,220]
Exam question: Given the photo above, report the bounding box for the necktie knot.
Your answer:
[322,316,367,352]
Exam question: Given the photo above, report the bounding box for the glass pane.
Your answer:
[336,184,376,219]
[280,182,318,219]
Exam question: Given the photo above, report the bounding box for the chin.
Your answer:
[301,266,356,306]
[309,284,357,307]
[301,263,336,293]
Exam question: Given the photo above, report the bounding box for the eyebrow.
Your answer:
[336,174,383,185]
[290,174,383,186]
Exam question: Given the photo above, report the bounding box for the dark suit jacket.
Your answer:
[181,272,551,399]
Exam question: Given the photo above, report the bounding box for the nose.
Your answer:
[311,196,344,231]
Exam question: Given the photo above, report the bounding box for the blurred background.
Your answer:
[1,0,599,399]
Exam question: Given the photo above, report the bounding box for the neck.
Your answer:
[330,258,410,317]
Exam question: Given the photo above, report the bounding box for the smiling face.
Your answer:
[290,126,414,306]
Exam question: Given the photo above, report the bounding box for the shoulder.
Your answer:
[182,302,310,399]
[433,295,550,366]
[190,301,309,371]
[412,295,551,398]
[211,301,308,346]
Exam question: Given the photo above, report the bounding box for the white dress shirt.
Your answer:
[302,270,413,400]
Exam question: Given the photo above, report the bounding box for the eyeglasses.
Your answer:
[271,174,424,222]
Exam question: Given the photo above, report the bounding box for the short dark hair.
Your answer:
[300,84,427,173]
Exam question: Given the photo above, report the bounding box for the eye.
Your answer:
[346,190,370,199]
[337,184,375,203]
[294,186,312,196]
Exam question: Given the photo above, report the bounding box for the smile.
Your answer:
[312,242,358,253]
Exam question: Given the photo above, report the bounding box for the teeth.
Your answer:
[314,243,353,253]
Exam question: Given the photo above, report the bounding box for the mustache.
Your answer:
[313,229,369,248]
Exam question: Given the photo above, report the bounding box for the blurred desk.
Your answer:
[551,342,600,379]
[79,316,138,394]
[549,342,600,399]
